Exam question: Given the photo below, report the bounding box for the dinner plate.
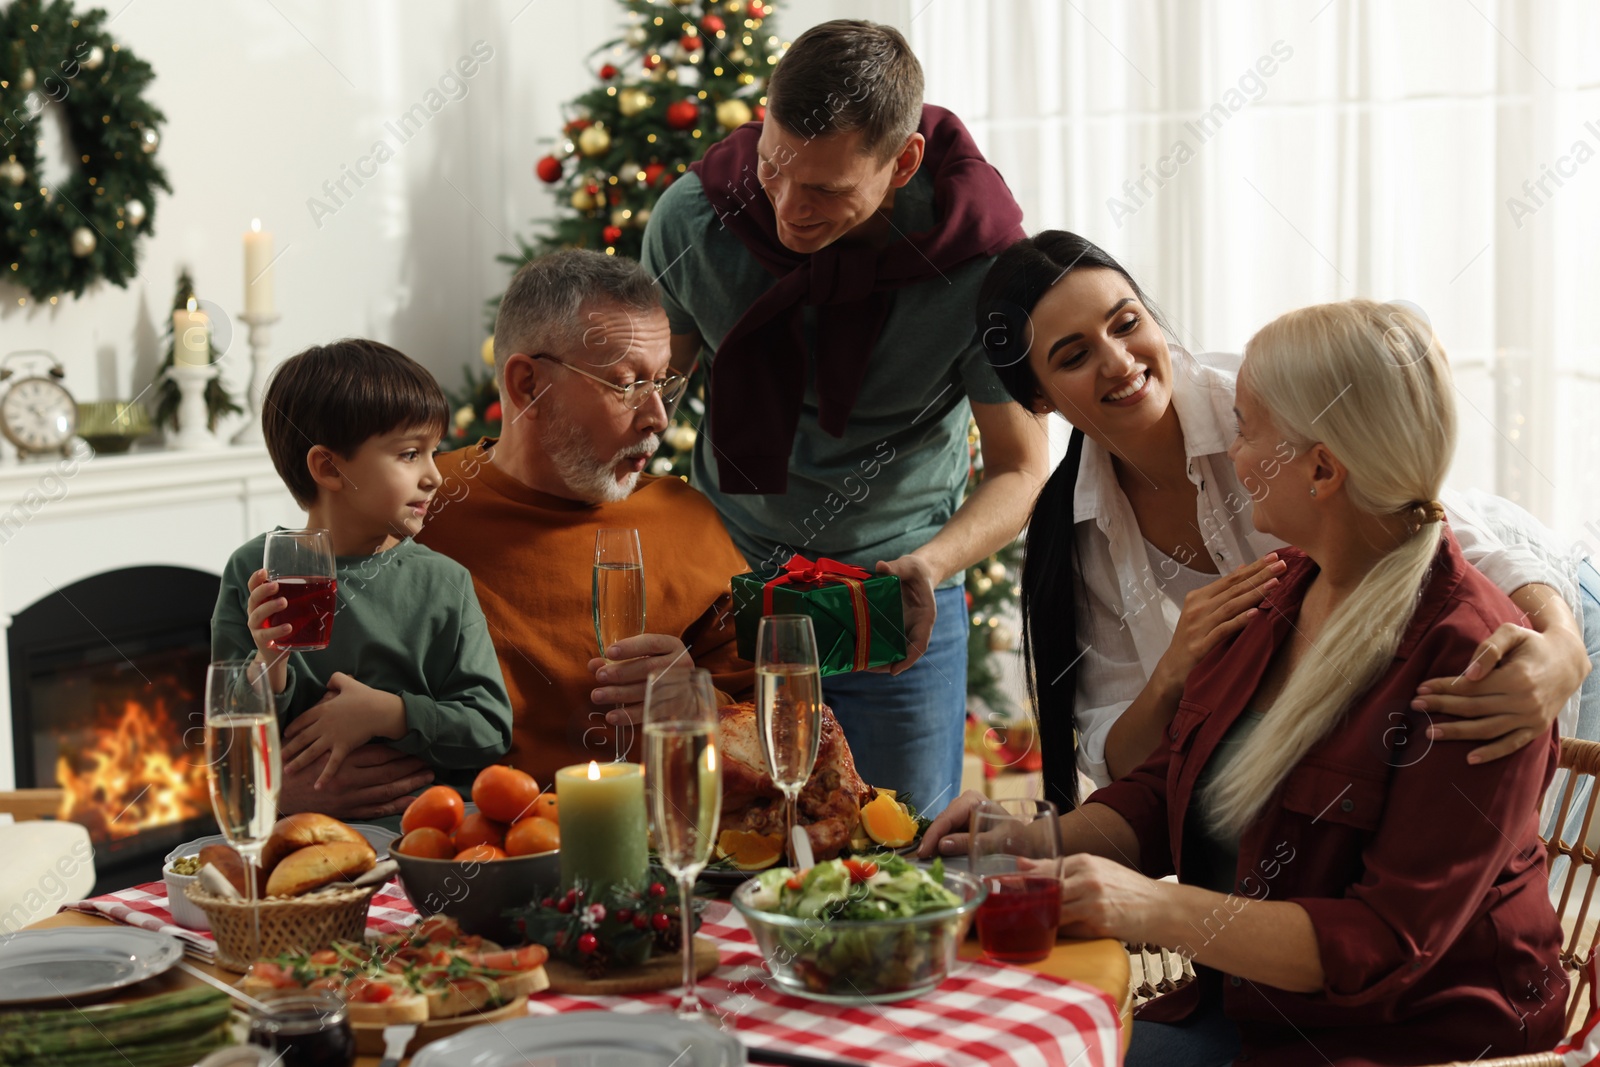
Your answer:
[409,1013,745,1066]
[0,927,183,1005]
[165,822,399,867]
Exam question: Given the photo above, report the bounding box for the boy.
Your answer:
[211,339,512,792]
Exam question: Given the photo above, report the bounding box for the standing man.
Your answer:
[641,19,1048,812]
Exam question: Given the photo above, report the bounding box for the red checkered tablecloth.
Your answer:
[64,887,1122,1065]
[61,879,418,963]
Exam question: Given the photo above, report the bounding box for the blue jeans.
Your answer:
[1546,558,1600,890]
[1126,977,1241,1067]
[821,584,968,815]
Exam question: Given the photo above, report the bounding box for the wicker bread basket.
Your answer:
[184,881,378,973]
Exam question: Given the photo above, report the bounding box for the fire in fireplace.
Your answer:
[9,565,222,889]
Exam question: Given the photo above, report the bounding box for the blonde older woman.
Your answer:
[928,302,1565,1066]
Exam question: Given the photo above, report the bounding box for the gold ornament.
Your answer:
[664,424,697,450]
[481,335,496,367]
[619,160,642,183]
[454,404,475,429]
[987,560,1007,582]
[0,159,23,185]
[729,46,748,63]
[610,207,630,228]
[625,25,648,46]
[974,576,993,596]
[83,45,105,70]
[715,98,752,129]
[18,68,36,91]
[987,622,1018,653]
[577,124,611,156]
[634,206,651,226]
[69,226,96,257]
[617,87,652,117]
[571,187,597,211]
[124,198,145,226]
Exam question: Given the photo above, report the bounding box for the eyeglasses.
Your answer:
[532,355,687,410]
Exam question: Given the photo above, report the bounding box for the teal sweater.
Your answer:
[211,532,512,772]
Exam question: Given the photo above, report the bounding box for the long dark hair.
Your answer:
[974,231,1169,810]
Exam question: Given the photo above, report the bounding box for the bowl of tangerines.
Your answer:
[390,765,560,943]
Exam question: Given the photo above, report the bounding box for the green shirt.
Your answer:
[640,170,1013,586]
[211,532,513,773]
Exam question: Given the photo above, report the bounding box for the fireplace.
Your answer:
[9,565,222,889]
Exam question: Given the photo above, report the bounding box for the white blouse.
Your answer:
[1066,347,1581,788]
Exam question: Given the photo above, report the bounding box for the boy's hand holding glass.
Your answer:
[588,633,695,728]
[281,672,406,789]
[244,569,293,694]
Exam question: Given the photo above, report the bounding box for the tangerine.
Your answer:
[715,829,783,870]
[860,792,918,849]
[396,827,456,859]
[401,785,465,837]
[505,816,561,856]
[529,792,559,824]
[473,765,541,823]
[453,811,507,852]
[453,844,506,863]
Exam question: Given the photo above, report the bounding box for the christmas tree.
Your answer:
[445,0,787,464]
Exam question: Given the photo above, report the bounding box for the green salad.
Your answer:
[739,854,969,997]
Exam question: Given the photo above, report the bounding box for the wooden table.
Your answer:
[25,910,1132,1064]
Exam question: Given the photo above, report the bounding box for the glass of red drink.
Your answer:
[264,529,338,651]
[971,797,1061,964]
[247,988,355,1066]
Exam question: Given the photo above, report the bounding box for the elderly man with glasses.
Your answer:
[417,249,754,785]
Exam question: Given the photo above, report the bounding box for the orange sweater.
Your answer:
[417,440,754,786]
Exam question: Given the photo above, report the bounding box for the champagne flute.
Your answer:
[754,615,822,868]
[204,659,282,962]
[263,529,338,652]
[644,667,722,1021]
[593,528,645,760]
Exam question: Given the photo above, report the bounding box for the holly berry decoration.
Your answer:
[598,63,617,80]
[665,99,700,130]
[603,225,623,245]
[535,155,564,183]
[577,933,599,955]
[510,871,701,978]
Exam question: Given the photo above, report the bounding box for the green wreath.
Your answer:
[0,0,169,302]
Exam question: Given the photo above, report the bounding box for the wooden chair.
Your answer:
[1432,736,1600,1066]
[0,788,64,821]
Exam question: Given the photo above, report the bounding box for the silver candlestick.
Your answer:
[231,311,281,445]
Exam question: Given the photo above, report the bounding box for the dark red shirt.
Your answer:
[1090,529,1566,1065]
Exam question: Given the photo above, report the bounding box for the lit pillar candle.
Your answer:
[555,760,648,894]
[173,298,210,366]
[243,218,274,316]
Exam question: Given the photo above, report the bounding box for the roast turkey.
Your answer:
[716,701,872,860]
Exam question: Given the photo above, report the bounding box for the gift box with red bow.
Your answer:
[731,555,907,676]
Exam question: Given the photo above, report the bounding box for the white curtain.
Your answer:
[910,0,1600,545]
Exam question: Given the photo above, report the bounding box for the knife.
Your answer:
[378,1023,416,1067]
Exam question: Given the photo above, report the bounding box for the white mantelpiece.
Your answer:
[0,444,301,788]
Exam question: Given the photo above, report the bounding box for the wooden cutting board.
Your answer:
[351,993,527,1056]
[543,935,719,995]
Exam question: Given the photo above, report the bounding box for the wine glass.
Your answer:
[204,659,283,962]
[593,528,646,760]
[970,798,1061,964]
[754,615,822,868]
[263,529,338,652]
[643,667,722,1021]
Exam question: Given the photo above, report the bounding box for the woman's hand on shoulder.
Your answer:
[1156,554,1287,690]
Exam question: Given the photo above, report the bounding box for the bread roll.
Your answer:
[261,813,368,876]
[265,839,376,897]
[197,843,251,896]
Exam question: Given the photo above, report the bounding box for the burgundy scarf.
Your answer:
[689,105,1025,495]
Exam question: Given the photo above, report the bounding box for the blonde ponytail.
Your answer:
[1203,301,1456,837]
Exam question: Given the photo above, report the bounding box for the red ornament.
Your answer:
[535,155,563,183]
[665,99,699,130]
[598,63,617,80]
[680,35,701,52]
[642,162,667,187]
[748,1,766,17]
[585,183,600,196]
[577,933,599,955]
[753,104,766,121]
[565,118,592,134]
[651,912,671,932]
[608,188,623,205]
[643,53,661,71]
[602,225,623,244]
[701,14,724,33]
[485,401,502,422]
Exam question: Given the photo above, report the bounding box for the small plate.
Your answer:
[410,1014,744,1067]
[0,927,183,1005]
[165,823,400,867]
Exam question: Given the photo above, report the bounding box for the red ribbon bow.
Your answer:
[762,555,874,672]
